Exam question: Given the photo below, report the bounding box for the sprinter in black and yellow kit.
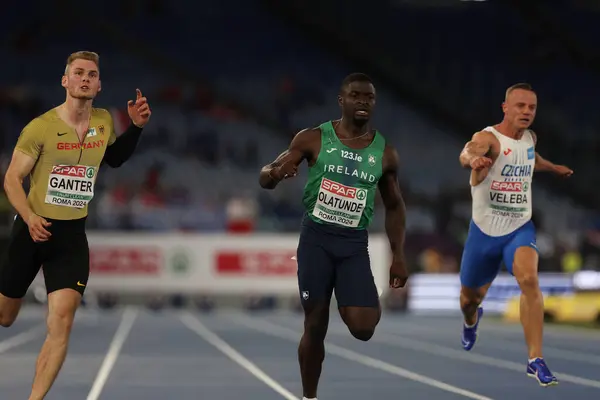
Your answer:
[0,51,151,400]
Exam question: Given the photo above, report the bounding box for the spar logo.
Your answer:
[491,180,525,192]
[51,165,95,179]
[321,178,366,200]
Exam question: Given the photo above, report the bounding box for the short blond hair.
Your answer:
[505,83,535,101]
[64,51,100,74]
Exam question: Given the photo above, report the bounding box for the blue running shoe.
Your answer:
[461,306,483,351]
[527,358,558,387]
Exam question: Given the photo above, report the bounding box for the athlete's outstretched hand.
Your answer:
[27,214,51,242]
[470,156,492,171]
[128,89,152,128]
[270,160,298,181]
[389,260,409,289]
[553,165,573,178]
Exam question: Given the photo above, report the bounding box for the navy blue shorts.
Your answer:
[296,216,379,308]
[460,219,538,289]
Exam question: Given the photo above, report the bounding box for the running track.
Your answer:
[1,307,599,399]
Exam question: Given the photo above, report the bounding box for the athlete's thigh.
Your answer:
[42,228,89,296]
[297,234,335,308]
[460,221,504,289]
[503,220,538,277]
[334,246,379,309]
[0,216,41,299]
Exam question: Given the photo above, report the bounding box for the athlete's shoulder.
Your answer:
[21,109,58,134]
[472,129,496,140]
[92,107,113,120]
[382,142,400,171]
[294,126,322,140]
[528,129,537,144]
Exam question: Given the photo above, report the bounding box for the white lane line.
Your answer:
[367,330,600,389]
[86,307,138,400]
[0,324,45,353]
[230,314,494,400]
[467,334,600,366]
[179,312,299,400]
[267,313,600,388]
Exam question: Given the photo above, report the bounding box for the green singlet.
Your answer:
[302,121,386,230]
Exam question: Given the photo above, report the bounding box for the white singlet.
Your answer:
[471,126,535,237]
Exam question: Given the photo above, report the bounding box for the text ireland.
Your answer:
[324,164,376,182]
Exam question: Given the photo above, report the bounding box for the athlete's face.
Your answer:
[338,81,376,126]
[62,58,101,101]
[502,89,537,130]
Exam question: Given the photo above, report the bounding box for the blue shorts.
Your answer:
[296,215,379,308]
[459,220,538,289]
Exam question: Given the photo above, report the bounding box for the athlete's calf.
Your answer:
[298,302,330,399]
[29,288,81,400]
[512,246,544,360]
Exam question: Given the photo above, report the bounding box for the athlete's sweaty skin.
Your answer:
[260,76,408,399]
[458,85,572,362]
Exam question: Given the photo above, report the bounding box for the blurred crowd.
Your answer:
[0,0,599,278]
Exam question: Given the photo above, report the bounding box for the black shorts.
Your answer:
[296,215,379,308]
[0,215,89,299]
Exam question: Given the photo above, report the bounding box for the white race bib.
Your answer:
[45,165,96,209]
[312,178,367,228]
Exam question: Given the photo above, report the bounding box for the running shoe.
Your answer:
[527,358,558,387]
[461,306,483,351]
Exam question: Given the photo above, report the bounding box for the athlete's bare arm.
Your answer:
[4,151,36,221]
[379,145,408,289]
[459,131,501,186]
[459,131,496,169]
[259,128,320,189]
[4,151,52,241]
[530,132,573,177]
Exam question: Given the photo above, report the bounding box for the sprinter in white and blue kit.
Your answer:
[458,83,573,387]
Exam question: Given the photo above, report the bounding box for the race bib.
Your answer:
[488,180,530,219]
[312,178,367,228]
[45,165,96,209]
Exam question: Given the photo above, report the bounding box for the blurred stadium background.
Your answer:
[0,0,599,322]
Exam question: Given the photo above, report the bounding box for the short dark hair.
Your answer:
[340,73,373,92]
[505,83,535,100]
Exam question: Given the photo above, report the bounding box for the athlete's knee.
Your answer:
[47,309,76,341]
[0,295,22,327]
[351,328,376,341]
[460,287,484,304]
[513,247,539,293]
[304,321,327,342]
[0,308,18,328]
[516,272,539,293]
[46,290,80,340]
[0,314,16,328]
[460,286,486,315]
[303,304,329,342]
[339,306,380,341]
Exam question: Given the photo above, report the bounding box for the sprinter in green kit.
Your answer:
[259,73,409,400]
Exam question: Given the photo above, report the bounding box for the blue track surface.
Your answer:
[1,307,599,399]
